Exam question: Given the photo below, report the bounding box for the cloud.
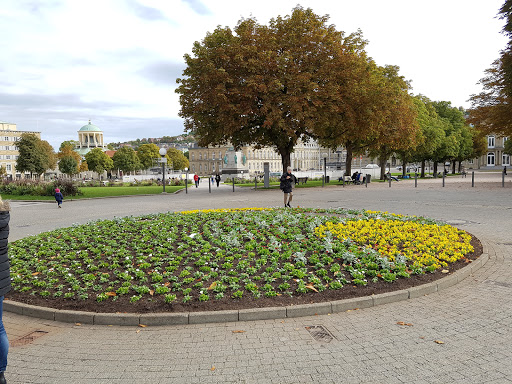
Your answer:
[125,0,168,21]
[182,0,211,16]
[137,61,186,86]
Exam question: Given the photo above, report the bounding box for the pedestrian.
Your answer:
[280,166,297,208]
[211,176,214,185]
[215,174,221,187]
[0,196,10,384]
[54,188,64,208]
[193,174,199,188]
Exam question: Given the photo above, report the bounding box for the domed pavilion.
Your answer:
[76,120,106,156]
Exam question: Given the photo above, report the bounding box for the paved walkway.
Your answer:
[4,172,512,383]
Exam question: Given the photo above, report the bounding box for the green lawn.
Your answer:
[2,185,185,200]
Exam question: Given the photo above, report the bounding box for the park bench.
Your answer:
[297,177,308,184]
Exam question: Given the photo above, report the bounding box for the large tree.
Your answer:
[468,0,512,136]
[112,147,141,174]
[84,148,113,176]
[16,133,56,177]
[57,142,82,176]
[177,7,357,172]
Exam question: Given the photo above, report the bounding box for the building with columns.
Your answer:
[76,120,105,156]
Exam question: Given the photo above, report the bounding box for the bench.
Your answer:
[297,177,308,184]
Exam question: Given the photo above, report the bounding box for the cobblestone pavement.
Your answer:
[4,172,512,383]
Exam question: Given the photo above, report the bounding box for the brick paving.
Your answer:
[4,171,512,383]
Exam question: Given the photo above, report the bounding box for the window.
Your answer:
[487,152,495,166]
[212,152,215,160]
[468,159,474,164]
[6,165,11,171]
[199,153,202,160]
[503,154,510,166]
[191,154,194,160]
[3,137,8,141]
[488,136,495,148]
[5,155,10,160]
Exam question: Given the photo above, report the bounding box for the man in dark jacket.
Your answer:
[280,166,297,208]
[215,174,221,187]
[0,198,10,384]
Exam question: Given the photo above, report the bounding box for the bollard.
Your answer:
[503,170,505,187]
[232,176,235,192]
[442,172,445,187]
[209,177,211,193]
[322,175,324,187]
[185,173,188,194]
[365,176,368,188]
[472,171,474,187]
[415,173,417,188]
[255,176,257,190]
[389,176,391,188]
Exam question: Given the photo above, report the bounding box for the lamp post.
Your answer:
[159,148,167,193]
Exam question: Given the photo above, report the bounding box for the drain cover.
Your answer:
[305,325,334,343]
[10,330,48,347]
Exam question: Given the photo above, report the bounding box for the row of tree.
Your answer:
[15,136,189,178]
[176,6,484,178]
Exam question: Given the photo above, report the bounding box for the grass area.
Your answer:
[1,185,185,200]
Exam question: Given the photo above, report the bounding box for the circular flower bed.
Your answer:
[7,208,479,313]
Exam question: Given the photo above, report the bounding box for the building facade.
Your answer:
[76,120,106,156]
[0,121,41,179]
[188,140,342,176]
[464,134,510,169]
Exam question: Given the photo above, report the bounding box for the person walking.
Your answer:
[215,174,221,187]
[0,197,10,384]
[193,174,199,188]
[280,166,297,208]
[54,188,64,208]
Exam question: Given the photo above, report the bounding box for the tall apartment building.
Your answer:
[0,121,41,179]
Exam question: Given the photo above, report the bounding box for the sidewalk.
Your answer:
[4,181,512,383]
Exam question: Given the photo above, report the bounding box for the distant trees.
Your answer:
[112,147,141,174]
[166,148,189,170]
[137,143,161,170]
[57,142,83,177]
[84,148,113,176]
[16,133,56,177]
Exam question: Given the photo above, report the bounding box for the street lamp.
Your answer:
[159,148,167,193]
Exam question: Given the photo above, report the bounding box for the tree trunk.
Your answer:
[451,160,456,174]
[379,156,387,180]
[433,162,438,177]
[421,160,426,178]
[458,161,462,173]
[402,162,407,177]
[345,146,353,177]
[278,142,293,174]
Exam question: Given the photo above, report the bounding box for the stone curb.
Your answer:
[4,250,489,326]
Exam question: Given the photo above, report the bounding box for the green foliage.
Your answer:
[137,143,160,170]
[16,133,56,176]
[84,148,114,174]
[112,147,141,173]
[58,156,78,176]
[166,148,189,170]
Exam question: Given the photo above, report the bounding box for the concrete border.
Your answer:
[4,248,489,326]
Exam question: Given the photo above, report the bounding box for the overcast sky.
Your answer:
[0,0,508,150]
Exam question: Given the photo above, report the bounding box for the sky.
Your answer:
[0,0,508,150]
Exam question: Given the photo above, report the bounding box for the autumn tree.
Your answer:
[57,142,83,177]
[177,7,356,172]
[468,0,512,136]
[16,133,56,177]
[166,148,189,170]
[112,147,141,174]
[84,148,113,176]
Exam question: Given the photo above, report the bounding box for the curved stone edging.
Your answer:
[4,247,489,326]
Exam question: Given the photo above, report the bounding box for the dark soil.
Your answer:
[5,235,483,314]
